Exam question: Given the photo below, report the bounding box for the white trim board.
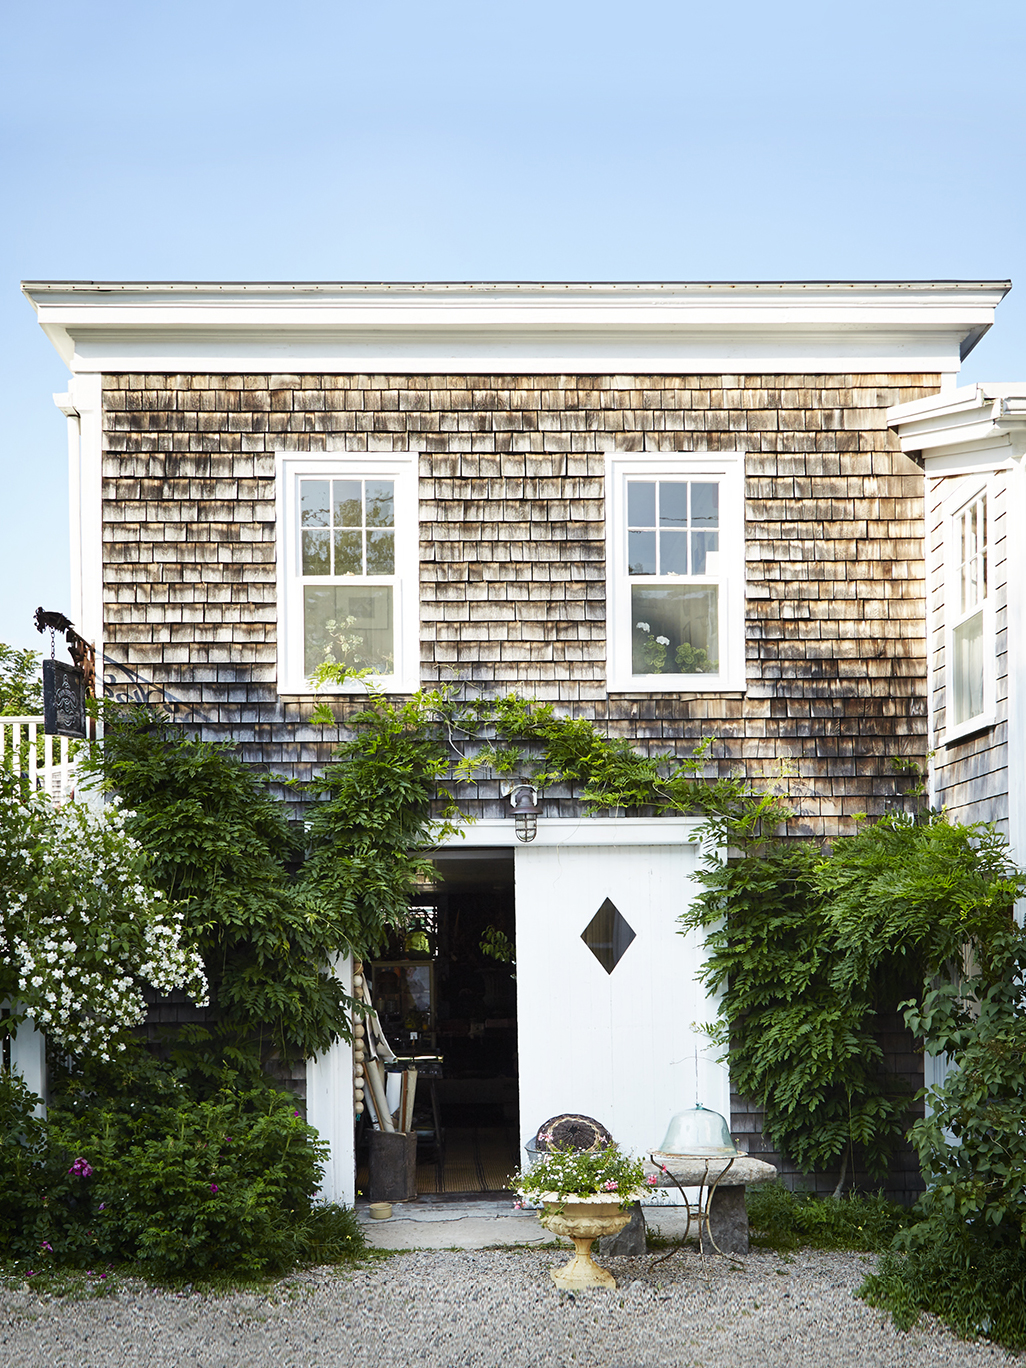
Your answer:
[30,328,978,378]
[24,280,1007,378]
[432,816,705,847]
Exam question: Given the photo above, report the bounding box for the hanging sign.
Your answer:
[43,660,87,738]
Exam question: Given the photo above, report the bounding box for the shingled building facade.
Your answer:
[26,280,1010,1203]
[91,368,939,835]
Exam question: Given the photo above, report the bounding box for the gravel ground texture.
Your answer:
[2,1247,1021,1368]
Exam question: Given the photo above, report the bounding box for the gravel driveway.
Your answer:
[2,1247,1019,1367]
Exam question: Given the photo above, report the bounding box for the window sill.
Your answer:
[278,676,416,697]
[607,674,748,695]
[942,714,997,747]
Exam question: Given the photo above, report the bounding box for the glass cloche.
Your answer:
[657,1103,738,1158]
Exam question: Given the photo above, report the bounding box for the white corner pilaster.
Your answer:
[56,374,103,680]
[305,953,356,1206]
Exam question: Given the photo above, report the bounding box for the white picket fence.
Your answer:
[0,715,76,800]
[1,715,73,1112]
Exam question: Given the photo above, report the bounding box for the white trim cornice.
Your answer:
[22,279,1009,377]
[888,382,1026,466]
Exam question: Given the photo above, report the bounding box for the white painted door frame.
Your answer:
[439,817,727,1172]
[312,817,725,1207]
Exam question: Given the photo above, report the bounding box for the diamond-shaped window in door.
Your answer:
[581,898,636,974]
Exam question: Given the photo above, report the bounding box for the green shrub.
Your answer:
[746,1185,911,1253]
[860,1217,1026,1349]
[10,1080,343,1277]
[0,1072,50,1252]
[1,1057,369,1279]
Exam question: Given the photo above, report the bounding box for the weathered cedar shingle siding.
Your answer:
[101,371,938,836]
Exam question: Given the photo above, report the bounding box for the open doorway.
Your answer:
[364,847,518,1198]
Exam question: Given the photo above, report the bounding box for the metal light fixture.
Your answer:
[503,783,542,842]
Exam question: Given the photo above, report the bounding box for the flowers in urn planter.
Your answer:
[513,1142,647,1211]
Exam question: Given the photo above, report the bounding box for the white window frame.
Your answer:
[275,452,419,695]
[605,450,746,693]
[943,478,995,743]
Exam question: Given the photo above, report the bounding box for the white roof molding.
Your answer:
[888,381,1026,473]
[22,279,1010,377]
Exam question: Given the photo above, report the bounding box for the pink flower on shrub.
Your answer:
[210,1184,219,1193]
[68,1157,93,1178]
[646,1174,659,1185]
[602,1180,619,1191]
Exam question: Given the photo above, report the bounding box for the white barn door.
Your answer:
[515,837,727,1164]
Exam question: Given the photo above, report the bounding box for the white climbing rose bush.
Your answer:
[0,772,207,1061]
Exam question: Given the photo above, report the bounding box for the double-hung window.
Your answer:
[945,482,993,739]
[276,453,418,693]
[606,452,745,692]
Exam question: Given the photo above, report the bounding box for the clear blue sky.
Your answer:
[2,0,1024,656]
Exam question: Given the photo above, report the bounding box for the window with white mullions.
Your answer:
[626,479,721,676]
[299,477,396,678]
[300,478,395,578]
[949,489,989,731]
[606,453,745,693]
[277,455,418,695]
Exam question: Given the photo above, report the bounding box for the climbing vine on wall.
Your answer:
[300,685,789,955]
[87,687,785,1075]
[682,809,1026,1187]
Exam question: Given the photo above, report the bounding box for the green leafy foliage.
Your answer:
[83,708,354,1077]
[0,1071,50,1253]
[480,925,514,964]
[0,643,42,716]
[817,816,1024,989]
[682,829,908,1178]
[684,812,1026,1181]
[302,693,456,956]
[746,1185,912,1252]
[859,915,1026,1349]
[0,1060,366,1279]
[860,1220,1026,1348]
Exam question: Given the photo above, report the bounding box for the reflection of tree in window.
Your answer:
[300,478,394,577]
[299,478,396,678]
[627,479,720,675]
